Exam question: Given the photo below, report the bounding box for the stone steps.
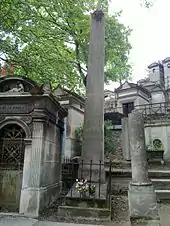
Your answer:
[110,171,170,201]
[106,167,170,179]
[152,179,170,190]
[156,190,170,201]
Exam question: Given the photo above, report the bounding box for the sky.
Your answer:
[106,0,170,91]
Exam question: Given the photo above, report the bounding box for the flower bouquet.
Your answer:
[75,178,89,196]
[75,178,96,196]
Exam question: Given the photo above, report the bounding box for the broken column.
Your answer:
[128,110,160,225]
[81,9,105,183]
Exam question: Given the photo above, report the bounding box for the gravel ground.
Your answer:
[111,195,129,223]
[2,200,170,226]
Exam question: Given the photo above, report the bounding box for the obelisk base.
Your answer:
[128,183,160,225]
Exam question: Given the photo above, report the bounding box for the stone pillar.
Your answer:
[128,110,160,225]
[19,119,45,217]
[121,117,131,161]
[81,9,105,183]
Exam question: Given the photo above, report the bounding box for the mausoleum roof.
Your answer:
[162,57,170,64]
[148,62,159,69]
[53,85,85,104]
[115,81,151,97]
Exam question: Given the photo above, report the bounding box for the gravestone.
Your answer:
[81,9,105,183]
[128,110,160,225]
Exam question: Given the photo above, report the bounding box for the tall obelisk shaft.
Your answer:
[82,10,105,182]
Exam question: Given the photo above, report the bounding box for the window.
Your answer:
[122,102,134,117]
[0,124,26,169]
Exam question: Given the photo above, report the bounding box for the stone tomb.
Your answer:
[58,9,111,223]
[0,76,67,217]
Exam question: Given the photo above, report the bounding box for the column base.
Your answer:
[128,183,159,220]
[19,182,61,218]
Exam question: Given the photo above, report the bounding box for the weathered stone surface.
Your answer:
[131,219,160,226]
[0,216,37,226]
[82,9,105,182]
[128,110,160,223]
[0,215,103,226]
[128,184,159,219]
[122,118,131,161]
[58,205,111,222]
[128,110,150,184]
[20,120,61,217]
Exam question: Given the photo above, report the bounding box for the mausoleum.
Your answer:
[0,76,67,217]
[105,57,170,162]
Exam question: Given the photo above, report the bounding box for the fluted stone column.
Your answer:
[121,117,131,161]
[81,9,105,183]
[128,110,160,225]
[19,119,45,217]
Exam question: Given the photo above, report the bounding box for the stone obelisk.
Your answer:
[128,110,160,225]
[81,9,105,183]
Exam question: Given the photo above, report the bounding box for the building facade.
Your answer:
[53,86,85,160]
[105,57,170,161]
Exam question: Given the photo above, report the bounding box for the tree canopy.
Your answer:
[0,0,151,92]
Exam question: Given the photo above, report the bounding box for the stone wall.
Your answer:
[0,170,22,211]
[39,122,61,210]
[20,120,62,217]
[145,120,170,160]
[64,107,84,159]
[121,116,170,162]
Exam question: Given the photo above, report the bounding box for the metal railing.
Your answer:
[105,102,170,120]
[61,159,112,208]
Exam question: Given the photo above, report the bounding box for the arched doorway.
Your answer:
[0,124,26,212]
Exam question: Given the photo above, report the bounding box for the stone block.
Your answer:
[19,182,61,218]
[131,219,161,226]
[57,205,111,222]
[128,183,159,220]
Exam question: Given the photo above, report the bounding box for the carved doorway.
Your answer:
[0,124,26,212]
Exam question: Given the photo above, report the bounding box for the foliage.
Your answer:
[104,120,115,154]
[74,120,115,155]
[140,0,154,8]
[0,0,132,92]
